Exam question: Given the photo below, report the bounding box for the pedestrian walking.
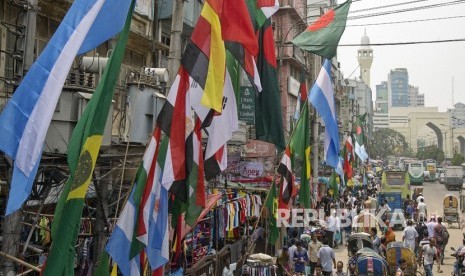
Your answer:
[402,220,419,251]
[418,237,441,276]
[332,261,347,276]
[308,234,322,276]
[370,227,381,255]
[317,238,336,276]
[293,241,308,275]
[434,217,449,265]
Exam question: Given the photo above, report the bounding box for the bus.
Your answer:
[408,162,424,185]
[381,170,411,198]
[424,159,437,182]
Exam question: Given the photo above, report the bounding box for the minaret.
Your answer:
[357,29,373,87]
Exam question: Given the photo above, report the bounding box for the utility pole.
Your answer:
[2,0,37,274]
[167,0,184,86]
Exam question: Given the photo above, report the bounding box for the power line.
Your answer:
[346,14,465,27]
[283,38,465,47]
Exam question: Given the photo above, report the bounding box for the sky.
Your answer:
[336,0,465,112]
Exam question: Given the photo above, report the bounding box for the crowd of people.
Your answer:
[273,180,452,276]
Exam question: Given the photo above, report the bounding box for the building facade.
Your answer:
[448,102,465,128]
[388,68,409,107]
[375,81,388,113]
[408,85,424,107]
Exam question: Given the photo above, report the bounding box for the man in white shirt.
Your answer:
[402,220,419,251]
[417,198,427,222]
[326,213,336,248]
[416,193,425,204]
[427,217,437,238]
[418,237,441,275]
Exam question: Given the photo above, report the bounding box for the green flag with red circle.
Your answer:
[291,0,351,59]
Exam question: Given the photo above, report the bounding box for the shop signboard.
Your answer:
[238,86,255,124]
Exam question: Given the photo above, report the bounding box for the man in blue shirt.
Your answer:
[293,241,308,275]
[317,238,336,276]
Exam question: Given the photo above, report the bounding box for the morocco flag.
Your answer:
[291,0,351,59]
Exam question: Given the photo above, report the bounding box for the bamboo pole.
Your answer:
[0,251,41,272]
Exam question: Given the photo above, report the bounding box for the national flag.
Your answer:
[353,113,369,162]
[189,69,237,181]
[309,59,340,168]
[277,147,293,209]
[336,156,345,186]
[291,0,351,59]
[0,0,132,216]
[204,145,228,181]
[343,136,354,178]
[289,101,311,208]
[247,0,280,31]
[46,2,135,274]
[105,132,169,275]
[294,75,308,120]
[255,18,286,152]
[264,182,279,245]
[185,118,205,226]
[329,171,339,198]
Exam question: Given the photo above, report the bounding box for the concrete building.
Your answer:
[373,112,389,131]
[388,68,409,107]
[375,81,388,113]
[408,85,424,107]
[448,102,465,128]
[274,0,309,134]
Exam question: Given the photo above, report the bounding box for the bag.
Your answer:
[442,226,450,243]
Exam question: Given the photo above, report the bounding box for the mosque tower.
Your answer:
[357,30,373,87]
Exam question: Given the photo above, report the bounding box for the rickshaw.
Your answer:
[386,242,422,276]
[347,233,373,257]
[355,248,388,276]
[443,194,460,228]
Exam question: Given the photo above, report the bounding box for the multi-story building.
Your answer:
[408,85,424,107]
[448,102,465,128]
[388,68,409,107]
[375,81,388,113]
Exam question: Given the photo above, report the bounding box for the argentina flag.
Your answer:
[309,59,340,168]
[0,0,132,215]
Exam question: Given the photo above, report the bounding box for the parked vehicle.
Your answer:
[445,166,463,190]
[425,159,437,182]
[437,168,446,184]
[408,162,424,185]
[347,233,373,257]
[443,194,460,228]
[355,248,388,276]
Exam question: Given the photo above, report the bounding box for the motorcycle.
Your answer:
[450,247,465,276]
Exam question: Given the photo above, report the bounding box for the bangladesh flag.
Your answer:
[291,0,351,59]
[255,18,286,152]
[46,1,135,274]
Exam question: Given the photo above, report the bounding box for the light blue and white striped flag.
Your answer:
[309,59,340,168]
[0,0,132,215]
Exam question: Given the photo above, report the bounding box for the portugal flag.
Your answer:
[291,0,351,59]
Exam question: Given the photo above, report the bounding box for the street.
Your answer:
[332,180,465,275]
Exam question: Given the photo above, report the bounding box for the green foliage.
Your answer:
[451,153,465,166]
[369,128,410,159]
[416,145,445,163]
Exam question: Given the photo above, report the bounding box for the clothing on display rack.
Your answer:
[241,264,277,276]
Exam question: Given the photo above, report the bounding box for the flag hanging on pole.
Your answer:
[0,0,132,216]
[309,59,340,168]
[353,113,369,162]
[46,1,135,274]
[289,101,311,208]
[264,182,279,245]
[277,147,293,209]
[291,0,351,59]
[294,75,308,120]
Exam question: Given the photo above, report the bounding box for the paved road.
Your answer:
[332,180,465,276]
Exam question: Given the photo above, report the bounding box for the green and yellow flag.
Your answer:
[45,1,135,274]
[290,101,311,208]
[265,182,279,245]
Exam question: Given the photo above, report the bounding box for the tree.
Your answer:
[451,153,465,166]
[369,128,410,159]
[416,145,445,164]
